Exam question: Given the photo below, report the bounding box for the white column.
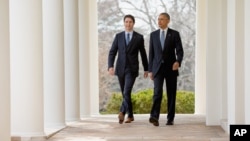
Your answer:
[227,0,245,128]
[78,0,99,117]
[64,0,80,121]
[234,0,245,124]
[78,0,91,117]
[10,0,45,138]
[227,0,246,134]
[244,0,250,124]
[89,0,99,116]
[220,0,229,131]
[227,0,236,126]
[43,0,66,130]
[0,0,11,140]
[195,0,206,115]
[206,0,224,125]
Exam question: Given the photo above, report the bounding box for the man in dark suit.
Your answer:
[148,13,184,126]
[108,14,148,124]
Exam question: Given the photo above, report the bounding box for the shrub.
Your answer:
[102,89,194,114]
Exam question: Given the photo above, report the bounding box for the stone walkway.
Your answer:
[47,114,229,141]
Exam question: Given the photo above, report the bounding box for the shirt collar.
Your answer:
[125,31,133,35]
[160,28,168,33]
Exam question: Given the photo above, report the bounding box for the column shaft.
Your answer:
[78,0,91,117]
[0,0,11,140]
[64,0,80,121]
[227,0,245,127]
[78,0,100,117]
[206,0,223,125]
[195,0,206,115]
[10,0,44,137]
[43,0,66,128]
[234,0,245,123]
[89,0,99,115]
[245,0,250,124]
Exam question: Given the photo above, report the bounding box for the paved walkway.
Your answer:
[47,114,229,141]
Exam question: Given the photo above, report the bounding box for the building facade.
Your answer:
[0,0,250,140]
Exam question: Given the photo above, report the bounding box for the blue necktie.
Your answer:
[126,33,130,45]
[160,31,165,49]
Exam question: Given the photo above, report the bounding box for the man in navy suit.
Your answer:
[148,13,184,126]
[108,14,148,124]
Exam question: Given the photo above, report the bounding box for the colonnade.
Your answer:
[0,0,99,140]
[1,0,250,140]
[196,0,250,133]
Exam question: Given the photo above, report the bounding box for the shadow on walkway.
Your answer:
[47,114,229,141]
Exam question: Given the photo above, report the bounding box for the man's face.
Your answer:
[124,17,134,32]
[158,15,169,29]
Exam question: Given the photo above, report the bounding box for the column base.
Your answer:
[11,126,66,141]
[220,118,229,134]
[11,136,46,141]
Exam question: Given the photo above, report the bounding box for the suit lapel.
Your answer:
[155,30,163,52]
[164,29,171,51]
[121,31,126,50]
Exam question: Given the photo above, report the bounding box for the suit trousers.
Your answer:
[150,63,177,121]
[117,69,136,118]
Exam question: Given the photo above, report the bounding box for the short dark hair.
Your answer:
[123,14,135,23]
[159,12,170,20]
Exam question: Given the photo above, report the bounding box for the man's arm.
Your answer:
[138,36,149,78]
[108,35,118,69]
[139,36,148,72]
[175,31,184,67]
[148,33,154,73]
[148,33,154,80]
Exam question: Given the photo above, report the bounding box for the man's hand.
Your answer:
[172,61,180,70]
[148,72,154,80]
[108,67,115,75]
[144,71,148,78]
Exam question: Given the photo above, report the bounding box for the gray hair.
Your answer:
[159,12,170,20]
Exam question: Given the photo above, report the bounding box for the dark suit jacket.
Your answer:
[148,28,184,77]
[108,31,148,77]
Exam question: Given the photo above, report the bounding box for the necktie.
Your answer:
[126,33,130,45]
[160,30,165,49]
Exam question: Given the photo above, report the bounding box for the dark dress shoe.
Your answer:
[166,120,174,125]
[149,117,159,126]
[124,117,134,123]
[118,112,124,124]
